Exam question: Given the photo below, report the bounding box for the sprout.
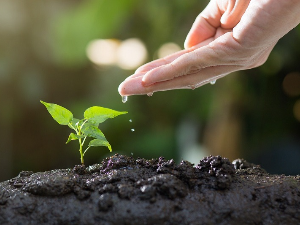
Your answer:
[41,101,127,165]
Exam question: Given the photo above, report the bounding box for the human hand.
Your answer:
[119,0,300,96]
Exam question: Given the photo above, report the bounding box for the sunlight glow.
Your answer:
[117,38,147,70]
[157,42,181,58]
[282,72,300,97]
[293,100,300,122]
[86,39,120,66]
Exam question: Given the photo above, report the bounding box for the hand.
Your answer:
[119,0,300,96]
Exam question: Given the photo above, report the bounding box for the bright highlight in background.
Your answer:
[86,39,120,66]
[117,38,147,70]
[294,100,300,122]
[157,42,181,58]
[282,72,300,97]
[86,38,147,70]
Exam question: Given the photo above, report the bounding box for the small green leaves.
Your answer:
[66,133,84,144]
[89,138,112,152]
[41,100,127,165]
[82,124,105,139]
[68,118,80,129]
[84,106,127,124]
[40,101,73,125]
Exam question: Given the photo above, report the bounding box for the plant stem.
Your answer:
[79,138,84,165]
[82,136,87,146]
[68,122,77,132]
[83,147,90,156]
[74,122,85,165]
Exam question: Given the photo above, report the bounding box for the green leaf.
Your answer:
[84,106,127,124]
[66,133,85,144]
[41,101,73,125]
[81,123,105,139]
[89,138,112,152]
[68,118,80,130]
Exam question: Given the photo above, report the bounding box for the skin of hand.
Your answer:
[118,0,300,96]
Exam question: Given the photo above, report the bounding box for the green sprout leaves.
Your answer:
[41,101,127,165]
[84,106,126,124]
[40,101,73,125]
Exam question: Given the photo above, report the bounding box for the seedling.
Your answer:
[41,101,127,165]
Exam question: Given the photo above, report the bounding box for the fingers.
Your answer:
[134,39,213,78]
[184,0,251,49]
[220,0,251,29]
[141,45,219,87]
[125,49,191,81]
[142,31,238,86]
[135,48,189,74]
[184,0,222,49]
[118,64,240,96]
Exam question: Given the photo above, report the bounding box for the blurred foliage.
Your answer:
[53,0,205,66]
[54,0,139,66]
[0,0,300,181]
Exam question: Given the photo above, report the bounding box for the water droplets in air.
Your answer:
[122,96,128,103]
[129,119,134,132]
[210,79,216,85]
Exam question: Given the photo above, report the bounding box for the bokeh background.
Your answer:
[1,0,300,181]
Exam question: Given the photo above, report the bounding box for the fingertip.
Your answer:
[184,39,191,50]
[135,66,144,73]
[118,76,148,96]
[141,68,160,87]
[184,32,199,50]
[220,0,251,29]
[184,30,199,49]
[118,79,135,96]
[118,81,128,96]
[141,75,151,87]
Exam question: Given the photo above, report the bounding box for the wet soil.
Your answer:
[1,154,300,225]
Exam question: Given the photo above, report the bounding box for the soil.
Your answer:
[1,154,300,225]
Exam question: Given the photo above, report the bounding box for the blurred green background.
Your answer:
[1,0,300,181]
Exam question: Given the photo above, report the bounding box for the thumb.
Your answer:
[220,0,251,29]
[184,1,222,49]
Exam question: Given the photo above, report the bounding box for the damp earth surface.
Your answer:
[1,154,300,224]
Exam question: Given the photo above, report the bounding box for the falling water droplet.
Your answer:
[131,128,135,132]
[129,119,132,122]
[210,79,216,85]
[147,92,153,97]
[122,96,128,103]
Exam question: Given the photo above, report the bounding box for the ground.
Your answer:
[1,154,300,224]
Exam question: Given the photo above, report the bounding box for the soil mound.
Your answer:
[1,154,300,224]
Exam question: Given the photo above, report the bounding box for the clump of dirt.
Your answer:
[1,154,300,225]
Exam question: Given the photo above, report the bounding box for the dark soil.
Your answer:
[1,154,300,225]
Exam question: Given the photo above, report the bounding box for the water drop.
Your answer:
[122,96,128,103]
[210,79,216,85]
[147,92,153,97]
[129,119,132,122]
[131,128,135,132]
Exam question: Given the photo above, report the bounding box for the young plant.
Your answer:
[40,101,127,165]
